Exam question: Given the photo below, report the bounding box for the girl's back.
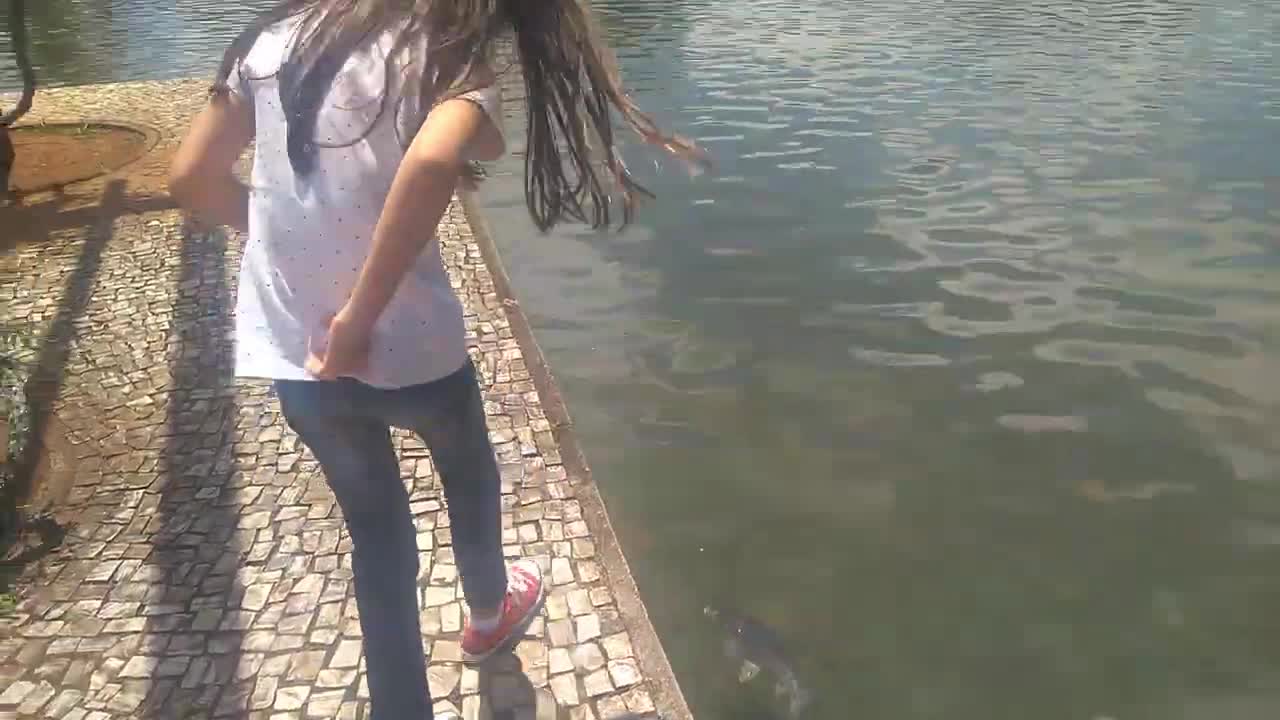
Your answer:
[230,15,501,388]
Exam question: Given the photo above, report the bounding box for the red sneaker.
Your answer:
[462,559,545,663]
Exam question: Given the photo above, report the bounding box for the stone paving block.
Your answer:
[274,685,310,711]
[567,589,592,617]
[547,618,576,647]
[431,640,464,664]
[330,639,363,670]
[0,679,37,705]
[251,675,279,710]
[596,694,630,720]
[575,614,602,643]
[429,663,462,697]
[287,651,325,683]
[305,689,345,718]
[608,659,642,689]
[545,593,569,621]
[583,669,614,698]
[549,673,580,707]
[549,648,574,676]
[314,668,356,689]
[441,602,463,634]
[600,633,635,661]
[515,640,548,670]
[572,643,606,673]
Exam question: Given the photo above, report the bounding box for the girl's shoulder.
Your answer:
[239,14,418,90]
[240,15,304,76]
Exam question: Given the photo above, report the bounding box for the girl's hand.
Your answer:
[305,311,373,380]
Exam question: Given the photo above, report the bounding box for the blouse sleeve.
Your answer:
[456,82,506,159]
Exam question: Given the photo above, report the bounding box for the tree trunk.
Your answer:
[2,0,36,196]
[0,125,13,197]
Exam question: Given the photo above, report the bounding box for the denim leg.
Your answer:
[398,364,508,611]
[276,381,431,720]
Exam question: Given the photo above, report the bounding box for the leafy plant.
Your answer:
[0,325,36,491]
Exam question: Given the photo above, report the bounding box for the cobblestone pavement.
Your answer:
[1,80,663,720]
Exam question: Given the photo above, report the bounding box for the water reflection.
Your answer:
[0,0,278,89]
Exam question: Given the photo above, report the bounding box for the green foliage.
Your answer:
[0,327,37,609]
[0,325,36,490]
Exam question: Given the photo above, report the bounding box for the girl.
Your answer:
[169,0,698,718]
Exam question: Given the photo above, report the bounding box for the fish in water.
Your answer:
[704,606,814,718]
[1075,478,1196,504]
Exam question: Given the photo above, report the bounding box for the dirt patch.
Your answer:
[8,123,150,193]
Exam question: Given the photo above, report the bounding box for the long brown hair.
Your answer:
[212,0,701,231]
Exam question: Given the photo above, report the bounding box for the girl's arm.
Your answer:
[305,95,504,379]
[169,92,255,232]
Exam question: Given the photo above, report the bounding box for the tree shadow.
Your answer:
[140,220,245,715]
[1,179,124,569]
[0,185,176,253]
[2,151,248,711]
[2,178,172,564]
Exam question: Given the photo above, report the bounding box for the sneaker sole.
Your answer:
[461,580,547,664]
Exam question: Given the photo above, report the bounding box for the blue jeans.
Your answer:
[275,361,507,720]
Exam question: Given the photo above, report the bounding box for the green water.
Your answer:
[6,1,1280,718]
[481,2,1280,718]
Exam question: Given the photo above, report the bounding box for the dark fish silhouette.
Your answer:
[705,606,814,718]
